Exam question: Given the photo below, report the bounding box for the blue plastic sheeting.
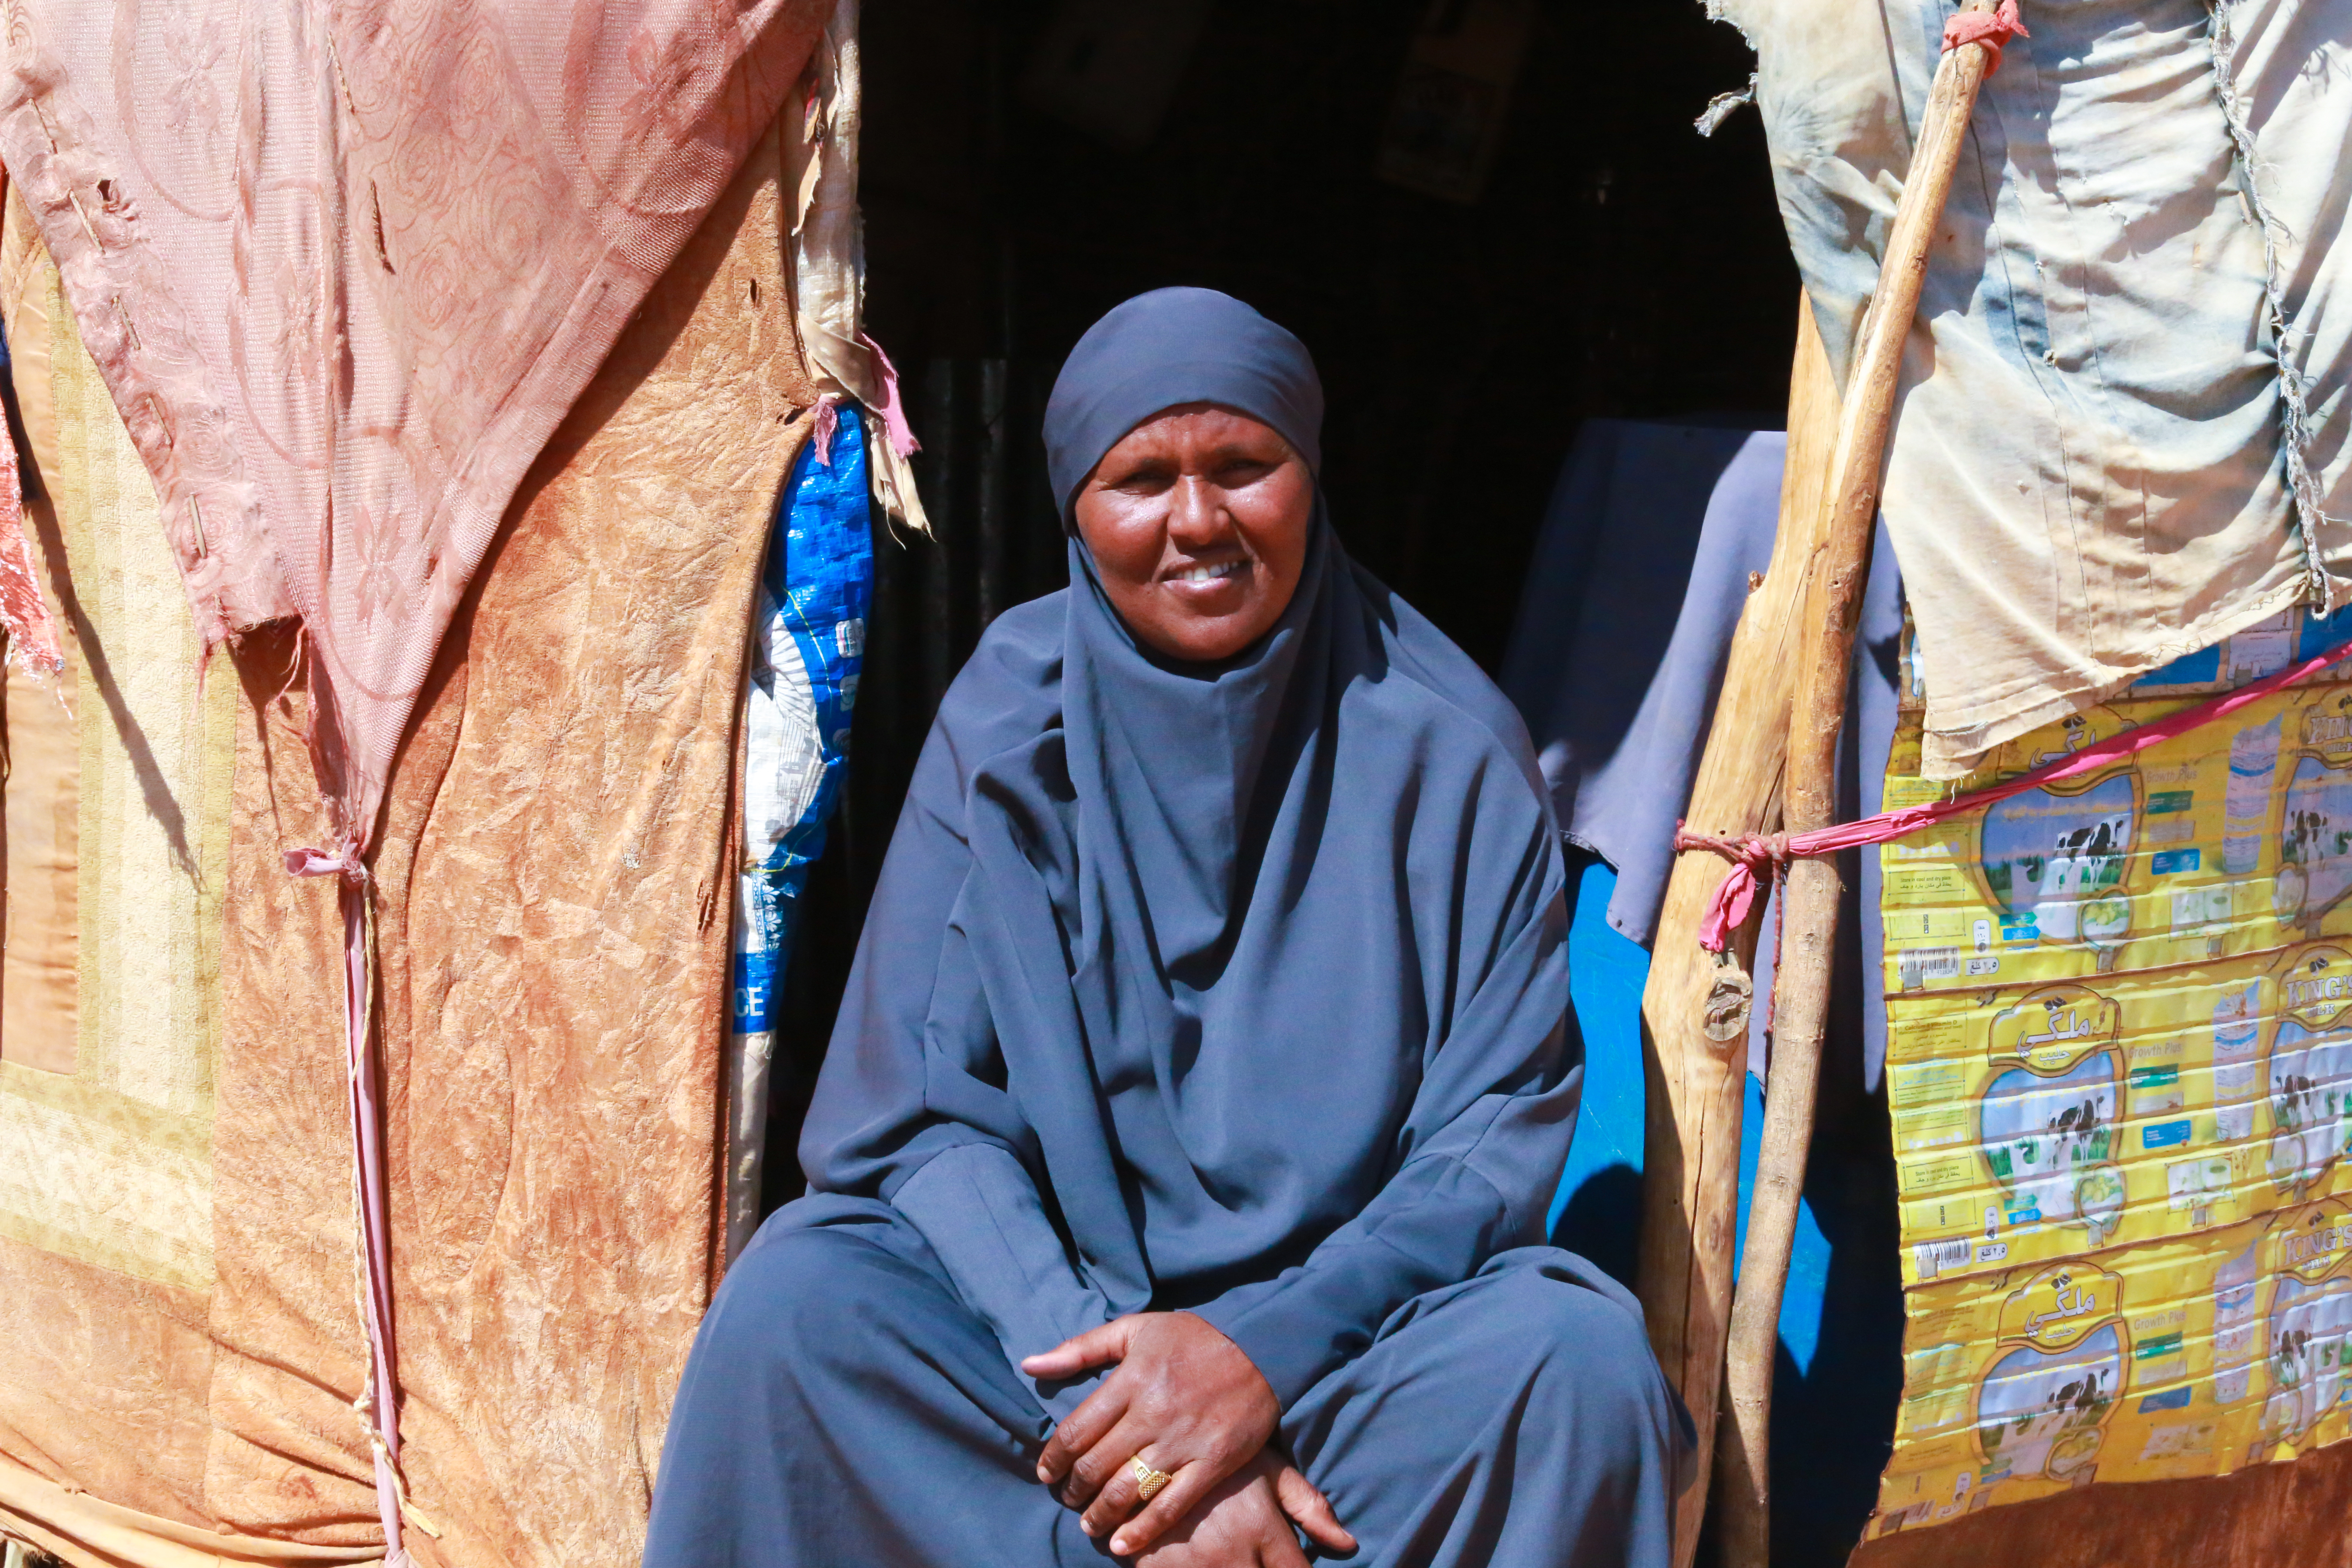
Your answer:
[1550,861,1827,1366]
[732,407,876,1036]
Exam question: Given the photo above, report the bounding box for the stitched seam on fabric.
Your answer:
[1923,571,2309,729]
[2205,0,2339,611]
[1427,1108,1535,1238]
[1969,39,2095,655]
[1920,575,2309,775]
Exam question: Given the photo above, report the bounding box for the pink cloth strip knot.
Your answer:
[860,332,924,459]
[284,843,369,883]
[1675,633,2352,954]
[1672,823,1789,953]
[1943,0,2028,71]
[810,393,842,467]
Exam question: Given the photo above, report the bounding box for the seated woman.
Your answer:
[645,289,1690,1568]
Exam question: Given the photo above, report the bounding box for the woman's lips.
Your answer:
[1161,558,1253,606]
[1167,559,1245,585]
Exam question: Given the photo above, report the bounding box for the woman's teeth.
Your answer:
[1172,561,1244,584]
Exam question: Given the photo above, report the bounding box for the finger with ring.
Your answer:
[1129,1455,1175,1504]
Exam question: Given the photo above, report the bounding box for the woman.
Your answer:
[646,289,1689,1568]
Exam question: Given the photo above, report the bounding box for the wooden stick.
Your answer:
[1712,18,2003,1567]
[1636,295,1840,1567]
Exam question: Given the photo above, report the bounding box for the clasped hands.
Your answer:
[1023,1312,1355,1565]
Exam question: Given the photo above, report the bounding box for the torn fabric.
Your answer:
[1718,0,2352,777]
[0,0,829,849]
[784,0,927,533]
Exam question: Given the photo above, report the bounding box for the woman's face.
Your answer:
[1072,403,1313,663]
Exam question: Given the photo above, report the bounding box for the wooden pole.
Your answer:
[1712,15,2003,1566]
[1636,296,1839,1566]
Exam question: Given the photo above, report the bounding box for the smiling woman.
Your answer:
[1073,402,1312,664]
[644,288,1690,1568]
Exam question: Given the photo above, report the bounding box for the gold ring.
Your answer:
[1130,1455,1174,1503]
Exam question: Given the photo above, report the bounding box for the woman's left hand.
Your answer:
[1024,1311,1282,1553]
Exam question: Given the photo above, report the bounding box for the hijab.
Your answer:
[800,288,1578,1326]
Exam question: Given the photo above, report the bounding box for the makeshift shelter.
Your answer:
[0,3,913,1564]
[11,1,2352,1567]
[1629,2,2352,1565]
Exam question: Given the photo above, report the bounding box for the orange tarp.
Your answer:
[0,113,815,1568]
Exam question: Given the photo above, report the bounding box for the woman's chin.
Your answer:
[1142,603,1268,663]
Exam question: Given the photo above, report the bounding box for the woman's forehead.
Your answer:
[1105,403,1292,453]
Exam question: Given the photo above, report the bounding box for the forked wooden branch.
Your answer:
[1635,297,1840,1566]
[1710,14,2004,1567]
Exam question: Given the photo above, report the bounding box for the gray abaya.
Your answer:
[645,289,1689,1568]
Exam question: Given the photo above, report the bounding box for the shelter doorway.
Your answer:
[759,6,1903,1561]
[767,0,1798,1179]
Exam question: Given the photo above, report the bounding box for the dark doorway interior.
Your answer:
[769,0,1796,1196]
[758,4,1875,1562]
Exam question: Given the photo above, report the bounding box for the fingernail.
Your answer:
[1110,1537,1129,1555]
[1035,1466,1050,1481]
[1082,1521,1100,1538]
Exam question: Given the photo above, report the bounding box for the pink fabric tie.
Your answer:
[287,843,409,1568]
[1677,635,2352,953]
[860,332,923,459]
[809,394,842,467]
[1943,0,2029,71]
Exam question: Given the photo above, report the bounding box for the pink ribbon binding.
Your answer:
[859,331,923,460]
[1944,0,2029,70]
[287,842,412,1568]
[809,393,842,467]
[1677,635,2352,954]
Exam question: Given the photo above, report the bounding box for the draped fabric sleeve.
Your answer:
[1188,725,1580,1409]
[793,721,1032,1200]
[798,597,1066,1196]
[796,599,1117,1413]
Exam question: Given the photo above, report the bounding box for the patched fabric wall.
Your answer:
[1717,0,2351,776]
[0,184,240,1547]
[0,117,816,1568]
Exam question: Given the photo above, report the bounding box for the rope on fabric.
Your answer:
[285,841,416,1568]
[1675,634,2352,954]
[1942,0,2028,71]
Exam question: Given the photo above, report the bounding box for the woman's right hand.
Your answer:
[1129,1449,1354,1567]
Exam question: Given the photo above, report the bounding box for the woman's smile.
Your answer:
[1162,556,1256,612]
[1168,558,1247,585]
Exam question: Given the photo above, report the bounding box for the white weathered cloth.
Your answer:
[1716,0,2350,776]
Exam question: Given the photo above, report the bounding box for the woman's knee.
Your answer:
[1479,1267,1672,1426]
[695,1220,931,1390]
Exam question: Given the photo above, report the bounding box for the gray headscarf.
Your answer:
[1043,286,1325,522]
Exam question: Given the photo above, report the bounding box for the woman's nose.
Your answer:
[1166,476,1232,544]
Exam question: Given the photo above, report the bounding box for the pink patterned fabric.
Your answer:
[0,9,827,1562]
[0,389,60,680]
[0,0,824,854]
